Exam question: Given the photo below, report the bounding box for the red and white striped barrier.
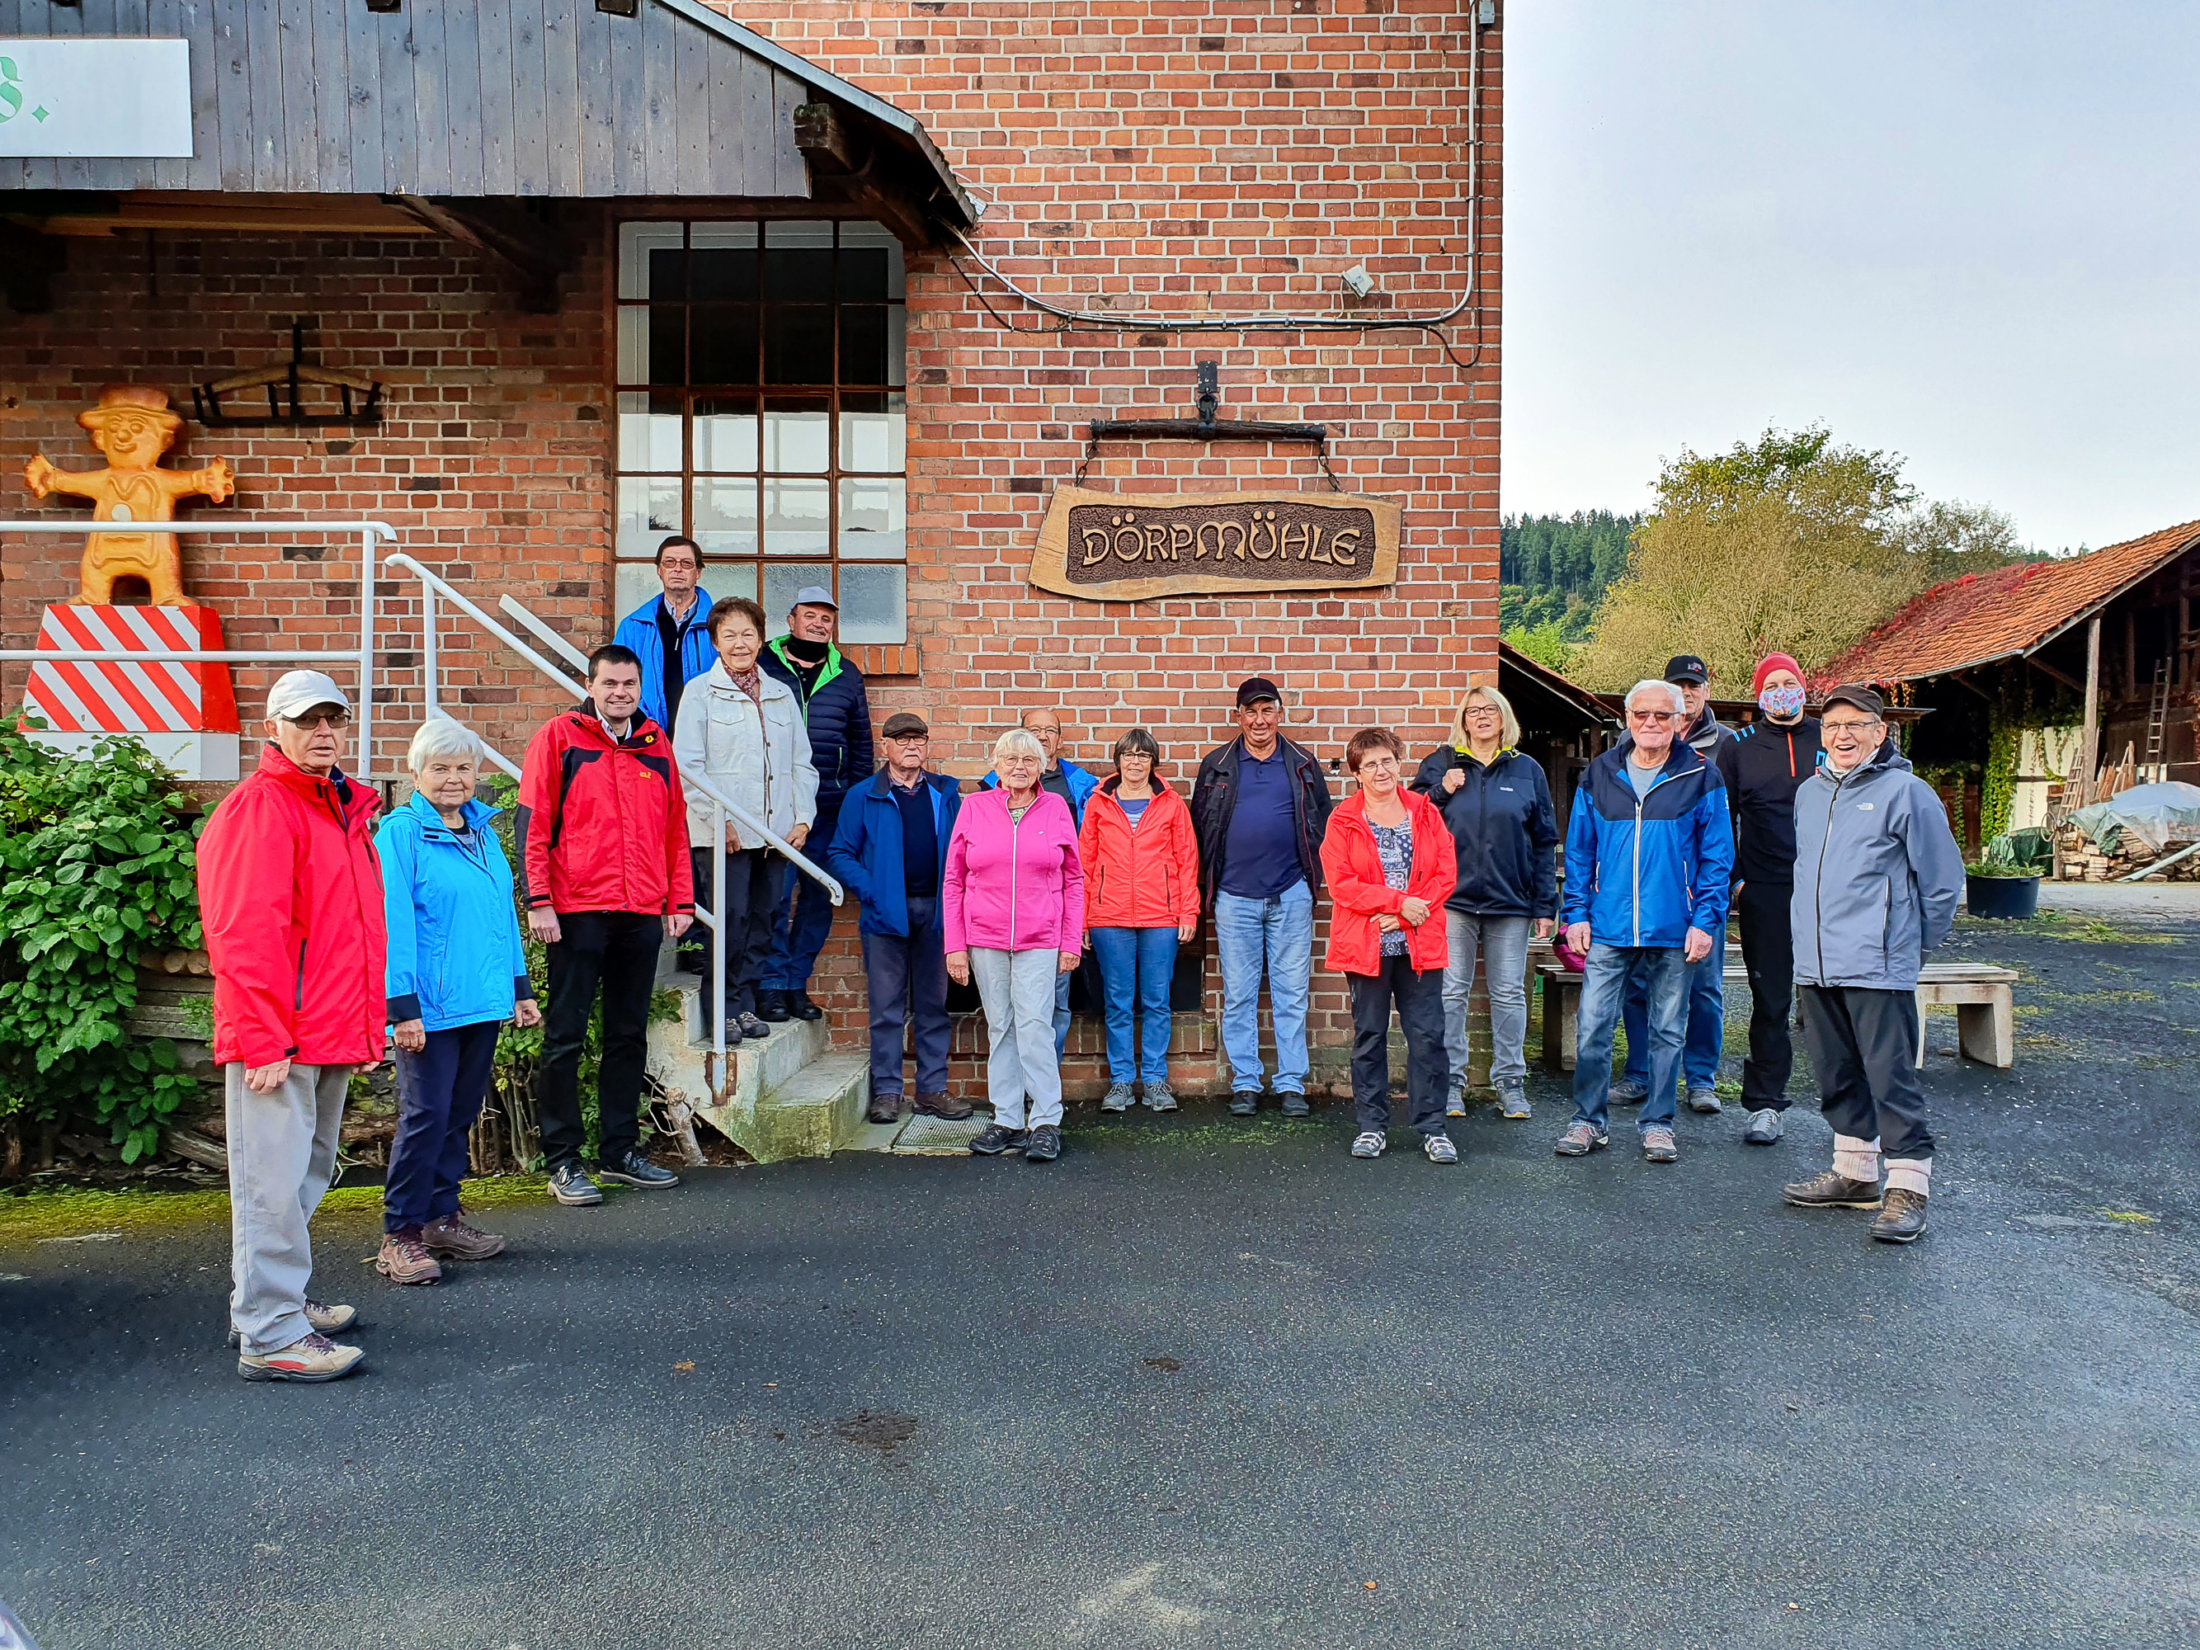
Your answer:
[21,604,241,779]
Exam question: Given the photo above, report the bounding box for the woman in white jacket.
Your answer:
[673,596,819,1044]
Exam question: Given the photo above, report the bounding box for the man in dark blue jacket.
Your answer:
[759,586,874,1022]
[1556,680,1734,1165]
[827,711,965,1124]
[610,536,714,735]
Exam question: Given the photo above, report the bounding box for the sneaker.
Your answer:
[238,1331,364,1383]
[756,990,792,1023]
[1445,1086,1468,1119]
[915,1091,973,1120]
[1686,1087,1722,1115]
[1228,1092,1260,1117]
[788,989,826,1022]
[1554,1120,1609,1157]
[737,1011,773,1040]
[1496,1084,1531,1121]
[868,1093,907,1125]
[1100,1082,1135,1113]
[597,1151,680,1190]
[1024,1125,1062,1162]
[1642,1125,1679,1163]
[1279,1092,1311,1119]
[1350,1130,1387,1159]
[549,1163,603,1206]
[421,1211,506,1262]
[1607,1077,1648,1106]
[304,1299,358,1334]
[1869,1187,1929,1244]
[1423,1132,1459,1165]
[1782,1169,1883,1210]
[968,1123,1029,1156]
[1743,1107,1784,1145]
[1144,1084,1179,1113]
[376,1230,443,1286]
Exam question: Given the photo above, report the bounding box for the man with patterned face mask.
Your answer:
[1715,653,1823,1144]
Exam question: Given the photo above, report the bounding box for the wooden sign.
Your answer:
[1031,485,1402,601]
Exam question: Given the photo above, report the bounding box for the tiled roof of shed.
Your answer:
[1818,519,2200,687]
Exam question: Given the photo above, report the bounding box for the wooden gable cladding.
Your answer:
[0,0,815,200]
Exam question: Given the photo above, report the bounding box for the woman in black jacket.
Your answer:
[1411,686,1559,1120]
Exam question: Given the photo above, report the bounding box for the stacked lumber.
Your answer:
[2053,819,2200,882]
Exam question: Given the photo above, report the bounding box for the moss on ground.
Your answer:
[0,1175,550,1247]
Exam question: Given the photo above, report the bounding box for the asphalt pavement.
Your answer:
[4,908,2197,1650]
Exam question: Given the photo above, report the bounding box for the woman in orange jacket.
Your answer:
[1078,729,1202,1112]
[1321,727,1459,1164]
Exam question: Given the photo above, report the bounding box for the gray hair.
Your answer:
[1623,680,1687,717]
[406,715,486,773]
[992,727,1046,766]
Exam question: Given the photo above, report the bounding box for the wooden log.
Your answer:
[163,1128,229,1171]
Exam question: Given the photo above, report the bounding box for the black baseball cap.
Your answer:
[1663,655,1710,685]
[1235,676,1283,708]
[1821,683,1885,718]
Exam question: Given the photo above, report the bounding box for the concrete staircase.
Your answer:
[645,976,870,1164]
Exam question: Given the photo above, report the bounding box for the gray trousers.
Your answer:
[971,947,1064,1131]
[1444,910,1533,1090]
[225,1061,352,1355]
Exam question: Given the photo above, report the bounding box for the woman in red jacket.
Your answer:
[1321,727,1459,1164]
[1078,729,1201,1113]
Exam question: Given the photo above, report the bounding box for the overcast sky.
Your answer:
[1501,0,2200,552]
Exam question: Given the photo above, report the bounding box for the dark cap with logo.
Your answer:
[1235,676,1283,708]
[1820,683,1885,719]
[1662,654,1710,685]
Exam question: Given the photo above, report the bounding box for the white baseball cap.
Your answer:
[266,670,352,721]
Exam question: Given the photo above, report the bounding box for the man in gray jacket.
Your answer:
[1781,684,1965,1243]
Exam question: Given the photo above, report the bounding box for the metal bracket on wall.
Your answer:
[191,321,384,430]
[1072,362,1341,489]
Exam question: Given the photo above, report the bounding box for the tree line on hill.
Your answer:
[1502,426,2054,690]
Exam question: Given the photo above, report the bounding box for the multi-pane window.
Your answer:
[614,220,908,643]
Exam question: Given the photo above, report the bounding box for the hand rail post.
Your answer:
[710,800,727,1059]
[359,525,377,778]
[423,577,438,717]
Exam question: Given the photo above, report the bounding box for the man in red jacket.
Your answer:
[517,645,695,1207]
[197,671,387,1383]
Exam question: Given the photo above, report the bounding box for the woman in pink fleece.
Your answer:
[944,727,1085,1162]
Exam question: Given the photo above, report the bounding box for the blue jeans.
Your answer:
[1623,950,1724,1092]
[1214,881,1314,1094]
[1090,926,1179,1085]
[1572,944,1689,1133]
[1055,968,1072,1062]
[764,799,840,993]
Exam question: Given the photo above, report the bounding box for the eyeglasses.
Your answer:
[1628,710,1677,724]
[1822,718,1882,735]
[888,735,929,747]
[285,710,350,730]
[1464,706,1502,720]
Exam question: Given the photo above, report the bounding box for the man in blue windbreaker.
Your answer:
[610,536,714,735]
[1556,679,1735,1165]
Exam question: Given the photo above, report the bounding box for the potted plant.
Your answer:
[1966,827,2049,919]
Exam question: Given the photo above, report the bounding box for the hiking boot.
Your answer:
[1228,1092,1260,1117]
[598,1151,680,1190]
[1554,1120,1609,1157]
[1445,1086,1468,1120]
[969,1123,1028,1156]
[238,1331,364,1384]
[1686,1087,1722,1115]
[422,1211,506,1262]
[1423,1132,1459,1165]
[1743,1107,1784,1145]
[549,1162,603,1206]
[1870,1188,1929,1244]
[305,1299,358,1334]
[1642,1125,1679,1164]
[1100,1081,1135,1113]
[1144,1083,1179,1113]
[756,990,792,1023]
[1496,1083,1531,1121]
[1279,1092,1311,1118]
[788,989,826,1022]
[376,1230,443,1286]
[1024,1125,1062,1163]
[737,1011,773,1040]
[1782,1170,1883,1209]
[868,1093,907,1125]
[1350,1130,1387,1160]
[915,1091,972,1120]
[1607,1077,1648,1106]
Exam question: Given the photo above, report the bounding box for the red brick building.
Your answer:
[1,1,1502,1094]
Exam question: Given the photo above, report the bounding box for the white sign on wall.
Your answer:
[0,39,193,159]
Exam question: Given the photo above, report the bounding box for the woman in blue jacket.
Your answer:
[1411,685,1559,1121]
[374,719,539,1286]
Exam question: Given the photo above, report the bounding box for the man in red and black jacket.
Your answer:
[517,645,694,1207]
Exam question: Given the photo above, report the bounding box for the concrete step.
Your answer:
[647,980,866,1164]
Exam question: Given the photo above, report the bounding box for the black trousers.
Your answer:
[539,910,662,1171]
[691,846,783,1017]
[1736,879,1797,1109]
[1348,956,1449,1136]
[1797,985,1934,1159]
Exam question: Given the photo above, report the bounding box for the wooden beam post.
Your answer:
[2079,612,2103,800]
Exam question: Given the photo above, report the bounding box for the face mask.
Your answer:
[1759,685,1805,720]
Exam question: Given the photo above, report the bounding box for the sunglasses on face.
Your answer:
[286,710,350,730]
[1629,710,1677,724]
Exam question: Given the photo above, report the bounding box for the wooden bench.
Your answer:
[1535,958,2018,1073]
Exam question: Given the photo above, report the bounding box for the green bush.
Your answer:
[0,725,205,1163]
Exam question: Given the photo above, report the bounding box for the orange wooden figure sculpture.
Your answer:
[23,385,234,606]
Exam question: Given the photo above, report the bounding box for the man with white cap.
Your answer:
[197,670,387,1382]
[759,584,873,1022]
